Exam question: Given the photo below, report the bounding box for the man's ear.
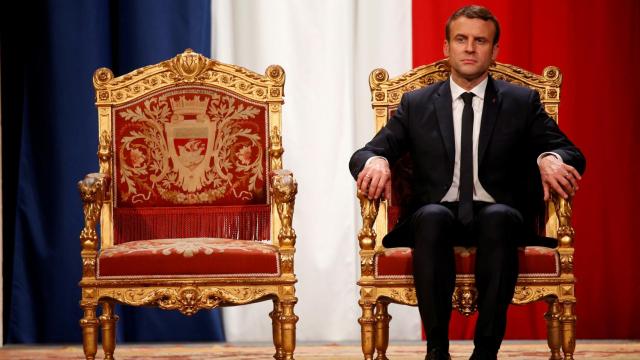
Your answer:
[443,40,450,57]
[491,43,500,61]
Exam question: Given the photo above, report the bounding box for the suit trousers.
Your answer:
[411,201,523,353]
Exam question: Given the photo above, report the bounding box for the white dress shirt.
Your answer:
[441,77,495,203]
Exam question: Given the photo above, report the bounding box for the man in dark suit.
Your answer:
[349,5,585,360]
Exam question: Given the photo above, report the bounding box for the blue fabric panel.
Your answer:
[3,0,225,343]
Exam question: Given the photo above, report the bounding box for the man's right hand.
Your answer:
[356,157,392,200]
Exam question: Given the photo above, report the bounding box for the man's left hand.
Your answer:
[539,155,582,201]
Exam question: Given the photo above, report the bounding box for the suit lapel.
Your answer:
[435,80,455,163]
[478,76,501,166]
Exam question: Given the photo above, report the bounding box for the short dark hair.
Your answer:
[445,5,500,44]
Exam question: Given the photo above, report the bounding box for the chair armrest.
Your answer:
[271,169,298,249]
[78,173,110,278]
[551,193,575,248]
[357,191,381,251]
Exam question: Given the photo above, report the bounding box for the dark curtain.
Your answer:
[413,0,640,339]
[1,0,225,343]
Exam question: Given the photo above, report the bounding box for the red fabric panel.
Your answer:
[374,247,558,278]
[113,205,271,244]
[112,86,269,208]
[412,0,640,339]
[98,238,279,278]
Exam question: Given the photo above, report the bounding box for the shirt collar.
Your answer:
[450,76,488,101]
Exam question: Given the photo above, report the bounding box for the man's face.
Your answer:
[443,16,499,85]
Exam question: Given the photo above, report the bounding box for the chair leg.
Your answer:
[270,299,284,360]
[359,300,376,360]
[79,305,99,360]
[280,298,298,360]
[544,299,562,360]
[374,300,391,360]
[99,301,119,360]
[560,301,577,360]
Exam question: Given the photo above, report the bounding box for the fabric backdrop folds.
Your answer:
[2,0,639,344]
[1,0,224,343]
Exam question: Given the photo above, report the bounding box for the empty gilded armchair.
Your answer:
[78,49,299,360]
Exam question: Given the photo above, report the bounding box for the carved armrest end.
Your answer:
[78,173,110,278]
[271,169,298,249]
[551,193,575,248]
[357,191,381,251]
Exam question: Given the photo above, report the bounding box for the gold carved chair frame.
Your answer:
[78,50,298,360]
[357,60,576,360]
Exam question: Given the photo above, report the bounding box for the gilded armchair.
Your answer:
[78,49,298,360]
[357,61,577,360]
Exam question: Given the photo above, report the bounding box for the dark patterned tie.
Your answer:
[459,92,475,225]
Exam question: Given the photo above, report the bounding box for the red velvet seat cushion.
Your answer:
[97,238,280,279]
[374,246,559,279]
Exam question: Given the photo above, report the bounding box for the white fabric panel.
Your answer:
[212,0,417,342]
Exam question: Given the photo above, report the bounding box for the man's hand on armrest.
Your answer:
[357,157,391,200]
[538,154,582,201]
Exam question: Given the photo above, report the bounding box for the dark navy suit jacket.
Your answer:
[349,76,586,248]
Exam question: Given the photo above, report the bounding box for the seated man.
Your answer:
[349,5,585,360]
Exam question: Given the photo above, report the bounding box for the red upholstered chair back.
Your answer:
[111,88,270,244]
[93,50,287,247]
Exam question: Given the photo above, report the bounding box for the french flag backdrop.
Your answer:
[2,0,638,344]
